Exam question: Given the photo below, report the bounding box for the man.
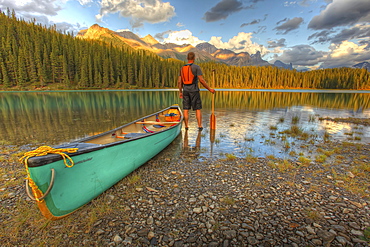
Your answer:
[178,52,215,131]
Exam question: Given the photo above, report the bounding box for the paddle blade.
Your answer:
[210,128,216,143]
[210,114,216,130]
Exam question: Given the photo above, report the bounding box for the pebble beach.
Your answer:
[1,137,369,246]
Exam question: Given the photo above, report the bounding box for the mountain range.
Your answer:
[77,24,276,67]
[353,62,370,71]
[77,24,369,71]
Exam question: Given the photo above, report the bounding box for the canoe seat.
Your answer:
[55,143,100,149]
[117,133,147,139]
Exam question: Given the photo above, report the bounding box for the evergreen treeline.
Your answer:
[200,63,370,89]
[0,9,370,90]
[0,9,182,89]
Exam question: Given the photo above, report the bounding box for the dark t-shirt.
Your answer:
[181,64,203,92]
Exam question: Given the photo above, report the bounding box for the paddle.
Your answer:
[210,69,216,130]
[210,128,216,156]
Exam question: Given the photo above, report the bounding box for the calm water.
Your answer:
[1,90,370,160]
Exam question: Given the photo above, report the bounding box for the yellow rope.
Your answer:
[19,146,78,202]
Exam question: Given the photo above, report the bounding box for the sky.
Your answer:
[1,0,370,70]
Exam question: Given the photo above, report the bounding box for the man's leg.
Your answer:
[183,109,189,129]
[196,109,202,128]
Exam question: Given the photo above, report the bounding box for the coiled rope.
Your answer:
[19,146,78,202]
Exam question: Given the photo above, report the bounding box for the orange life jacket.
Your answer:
[180,63,195,85]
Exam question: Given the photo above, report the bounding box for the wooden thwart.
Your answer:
[135,121,180,125]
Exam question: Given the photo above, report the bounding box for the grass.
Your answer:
[305,207,322,222]
[298,156,311,166]
[270,159,296,172]
[308,114,316,122]
[315,154,327,163]
[221,196,236,205]
[245,154,258,163]
[269,125,278,130]
[292,115,300,124]
[225,153,237,160]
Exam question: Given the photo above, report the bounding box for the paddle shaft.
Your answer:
[210,69,216,130]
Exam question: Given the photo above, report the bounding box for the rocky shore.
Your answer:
[1,138,369,247]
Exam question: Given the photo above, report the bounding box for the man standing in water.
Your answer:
[178,52,215,131]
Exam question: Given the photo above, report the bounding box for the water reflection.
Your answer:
[1,90,369,160]
[182,129,202,158]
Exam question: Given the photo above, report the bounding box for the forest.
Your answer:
[0,9,369,90]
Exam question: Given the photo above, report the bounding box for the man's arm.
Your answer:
[178,76,183,98]
[198,75,215,93]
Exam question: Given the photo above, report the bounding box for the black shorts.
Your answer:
[183,91,202,110]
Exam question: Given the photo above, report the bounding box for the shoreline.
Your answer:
[1,88,370,93]
[0,138,369,246]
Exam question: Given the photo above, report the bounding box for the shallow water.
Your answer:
[1,90,369,160]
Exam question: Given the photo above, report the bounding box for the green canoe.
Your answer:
[21,105,182,220]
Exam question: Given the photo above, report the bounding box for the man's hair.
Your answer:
[187,52,195,61]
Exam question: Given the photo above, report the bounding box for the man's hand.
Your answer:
[179,92,183,99]
[209,89,215,94]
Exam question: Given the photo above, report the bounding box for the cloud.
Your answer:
[0,0,62,16]
[163,30,205,46]
[267,38,286,48]
[273,45,327,66]
[209,32,267,55]
[330,25,370,44]
[308,30,335,44]
[254,26,267,34]
[309,24,370,45]
[155,30,172,41]
[203,0,245,22]
[274,17,304,34]
[240,14,267,27]
[320,40,370,68]
[78,0,93,5]
[17,12,84,34]
[96,0,175,28]
[308,0,370,30]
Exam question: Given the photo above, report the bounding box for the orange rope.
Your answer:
[19,146,78,202]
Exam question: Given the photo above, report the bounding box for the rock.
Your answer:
[146,187,159,193]
[336,236,347,245]
[113,235,122,243]
[122,237,133,245]
[350,229,363,236]
[317,230,335,242]
[137,228,149,237]
[349,200,363,208]
[147,216,154,225]
[148,231,155,240]
[348,222,361,229]
[193,207,202,214]
[247,236,258,245]
[306,226,315,234]
[331,225,346,232]
[311,239,322,245]
[223,230,237,239]
[346,171,355,178]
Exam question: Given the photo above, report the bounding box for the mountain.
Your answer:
[195,42,270,67]
[274,60,293,70]
[77,24,271,67]
[353,62,370,71]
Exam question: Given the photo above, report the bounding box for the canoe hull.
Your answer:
[26,106,182,219]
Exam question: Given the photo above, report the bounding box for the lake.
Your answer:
[1,90,370,160]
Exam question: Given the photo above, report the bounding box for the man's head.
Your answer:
[187,52,195,61]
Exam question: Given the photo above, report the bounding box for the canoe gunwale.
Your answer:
[27,105,183,167]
